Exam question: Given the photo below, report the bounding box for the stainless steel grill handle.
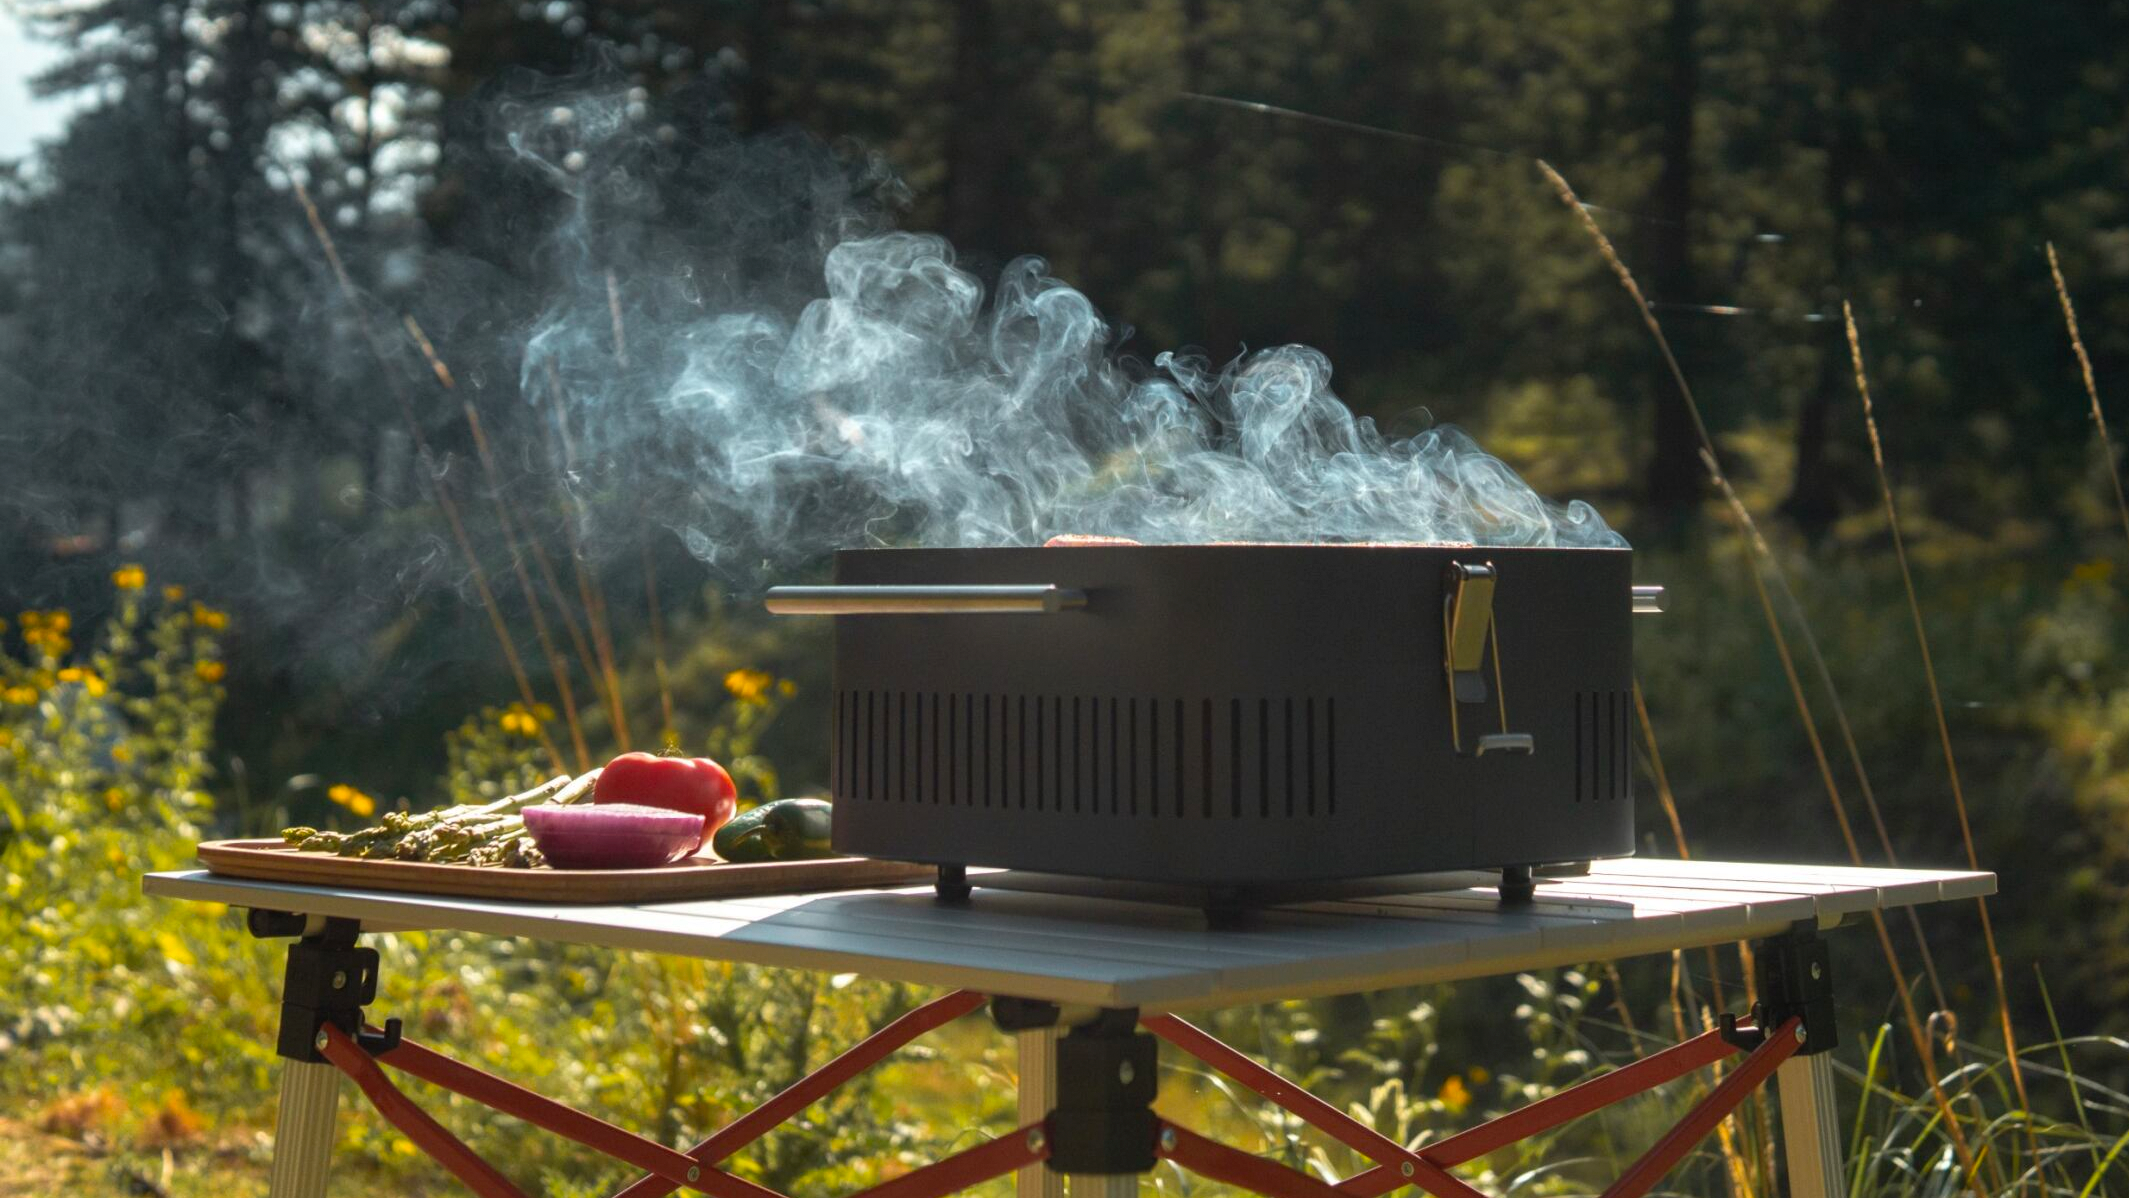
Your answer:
[1632,585,1666,614]
[764,584,1088,616]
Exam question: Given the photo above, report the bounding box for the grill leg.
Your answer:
[1498,865,1535,903]
[1018,1027,1065,1198]
[936,863,973,902]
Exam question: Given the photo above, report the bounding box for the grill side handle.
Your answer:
[764,584,1088,616]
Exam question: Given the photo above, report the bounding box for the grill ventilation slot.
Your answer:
[834,691,1335,818]
[1575,690,1632,803]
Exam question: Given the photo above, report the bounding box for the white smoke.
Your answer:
[513,92,1623,568]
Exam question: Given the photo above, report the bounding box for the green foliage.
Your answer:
[0,571,286,1133]
[7,572,2129,1198]
[0,592,993,1192]
[443,703,562,808]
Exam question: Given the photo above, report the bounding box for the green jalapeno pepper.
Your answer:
[712,797,836,863]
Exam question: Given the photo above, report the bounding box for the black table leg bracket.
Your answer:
[1723,920,1837,1056]
[1045,1008,1158,1176]
[263,915,398,1062]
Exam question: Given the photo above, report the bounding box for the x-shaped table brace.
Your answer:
[291,969,1810,1198]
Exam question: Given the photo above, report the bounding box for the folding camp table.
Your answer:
[142,858,1994,1198]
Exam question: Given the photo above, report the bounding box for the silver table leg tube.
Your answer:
[1018,1026,1065,1198]
[1776,1052,1842,1198]
[266,1057,343,1198]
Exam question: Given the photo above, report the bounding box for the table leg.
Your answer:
[1775,1053,1841,1198]
[266,1058,344,1198]
[1018,1026,1065,1198]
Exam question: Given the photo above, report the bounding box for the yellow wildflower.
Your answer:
[194,660,227,683]
[162,585,187,603]
[111,743,133,764]
[777,679,797,697]
[328,784,378,818]
[21,609,69,633]
[498,704,542,737]
[189,603,229,630]
[1436,1075,1471,1115]
[1466,1065,1490,1085]
[104,786,125,812]
[111,564,147,591]
[723,669,773,703]
[0,728,12,747]
[56,667,108,697]
[19,610,72,657]
[2,685,36,706]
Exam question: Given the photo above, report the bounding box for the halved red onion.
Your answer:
[521,802,706,870]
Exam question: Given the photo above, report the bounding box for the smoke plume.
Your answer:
[510,86,1623,573]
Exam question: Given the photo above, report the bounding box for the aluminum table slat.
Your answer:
[143,859,1996,1012]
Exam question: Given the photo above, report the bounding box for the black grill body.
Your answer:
[814,544,1635,886]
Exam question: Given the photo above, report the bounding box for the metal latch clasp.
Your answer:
[1443,562,1533,757]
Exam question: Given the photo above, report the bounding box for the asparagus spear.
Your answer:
[281,774,573,858]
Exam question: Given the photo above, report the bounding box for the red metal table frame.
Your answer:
[247,921,1826,1198]
[305,987,1798,1198]
[146,858,1999,1198]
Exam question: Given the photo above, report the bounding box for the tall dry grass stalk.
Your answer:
[2047,243,2129,546]
[1535,157,1979,1179]
[403,315,594,772]
[512,360,620,743]
[1633,676,1755,1184]
[1633,678,1731,1014]
[1708,460,1986,1185]
[1536,163,1945,906]
[603,280,682,749]
[643,543,678,745]
[459,422,592,765]
[1533,168,1926,982]
[291,177,566,774]
[1631,680,1691,862]
[539,364,635,751]
[1845,303,2037,1168]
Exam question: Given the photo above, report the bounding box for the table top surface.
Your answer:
[144,858,1994,1012]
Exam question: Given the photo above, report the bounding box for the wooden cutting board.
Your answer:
[197,839,933,903]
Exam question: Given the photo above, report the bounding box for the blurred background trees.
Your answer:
[7,0,2129,1107]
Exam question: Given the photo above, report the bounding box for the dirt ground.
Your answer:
[0,1117,448,1198]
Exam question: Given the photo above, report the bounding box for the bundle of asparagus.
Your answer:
[280,770,600,868]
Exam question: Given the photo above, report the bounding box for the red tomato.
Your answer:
[592,753,738,852]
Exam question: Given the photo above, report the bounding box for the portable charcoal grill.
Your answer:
[767,543,1661,906]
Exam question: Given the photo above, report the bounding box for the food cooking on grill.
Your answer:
[712,798,837,863]
[521,802,706,870]
[592,751,738,850]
